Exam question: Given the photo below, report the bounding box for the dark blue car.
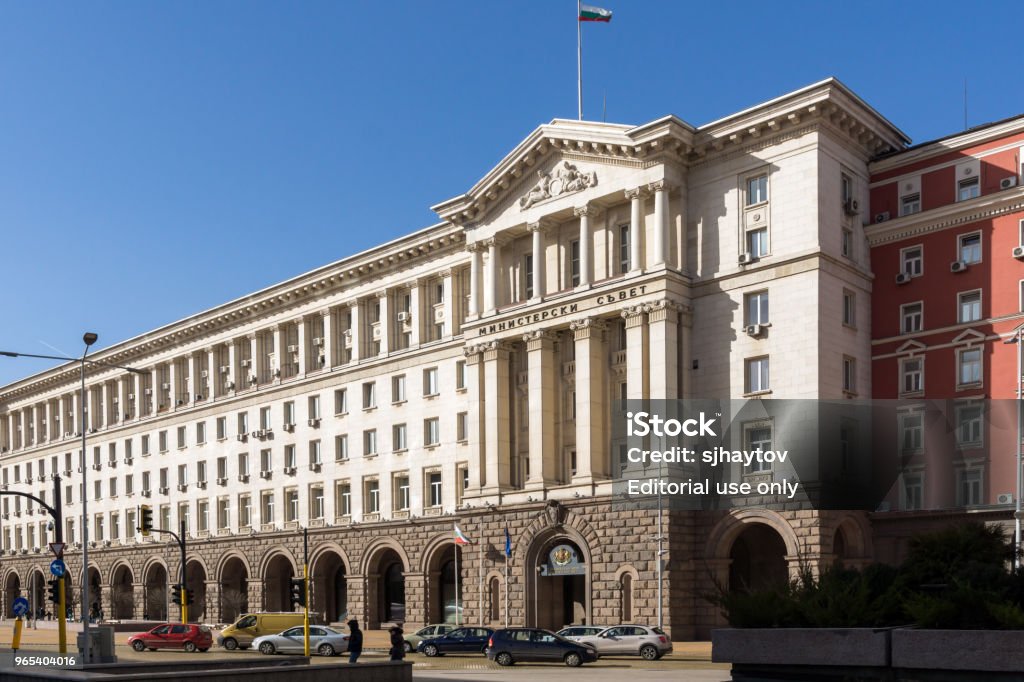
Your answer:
[417,627,494,656]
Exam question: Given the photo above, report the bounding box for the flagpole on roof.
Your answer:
[577,0,583,120]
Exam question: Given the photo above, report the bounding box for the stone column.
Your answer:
[571,318,608,481]
[321,309,335,370]
[206,347,217,400]
[133,585,145,619]
[168,360,180,410]
[465,347,486,491]
[349,302,362,363]
[650,180,668,267]
[484,238,499,315]
[271,325,282,383]
[622,306,649,400]
[130,372,140,420]
[100,382,110,428]
[295,317,307,376]
[441,269,456,337]
[147,366,159,416]
[86,387,99,430]
[190,353,203,402]
[408,281,422,347]
[681,307,693,399]
[647,300,680,400]
[626,187,644,275]
[574,206,594,288]
[525,331,557,486]
[71,392,82,436]
[225,341,237,396]
[527,221,546,301]
[44,400,53,443]
[247,334,258,385]
[377,291,390,357]
[483,341,512,491]
[468,244,482,318]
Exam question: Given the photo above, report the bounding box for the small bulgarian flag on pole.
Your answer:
[579,4,612,22]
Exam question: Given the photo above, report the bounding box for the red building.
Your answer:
[867,115,1024,525]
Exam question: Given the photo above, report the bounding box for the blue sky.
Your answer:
[2,1,1022,386]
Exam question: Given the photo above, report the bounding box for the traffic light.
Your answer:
[171,584,183,606]
[47,579,59,604]
[289,577,306,608]
[139,505,153,537]
[186,588,194,606]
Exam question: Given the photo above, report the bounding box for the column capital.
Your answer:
[645,298,689,322]
[375,289,389,300]
[648,179,670,193]
[437,268,453,278]
[527,218,556,233]
[402,278,422,289]
[624,187,647,200]
[320,307,333,318]
[467,241,483,253]
[621,304,647,325]
[523,330,555,352]
[573,204,600,218]
[481,340,513,360]
[570,317,608,338]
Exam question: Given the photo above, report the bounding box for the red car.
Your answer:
[128,623,213,652]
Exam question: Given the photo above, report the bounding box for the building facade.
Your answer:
[0,79,908,638]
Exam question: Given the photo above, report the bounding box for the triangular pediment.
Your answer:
[897,339,927,354]
[952,328,986,345]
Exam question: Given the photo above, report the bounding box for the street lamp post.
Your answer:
[1,334,147,663]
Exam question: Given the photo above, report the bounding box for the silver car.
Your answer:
[253,625,349,657]
[556,626,603,641]
[576,625,672,660]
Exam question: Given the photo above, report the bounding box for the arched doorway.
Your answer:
[833,526,848,567]
[728,523,788,593]
[144,563,168,621]
[424,544,461,624]
[263,554,295,612]
[4,572,21,618]
[365,546,407,627]
[27,570,44,620]
[531,539,588,631]
[219,557,249,623]
[110,565,134,620]
[311,551,347,624]
[488,576,500,623]
[186,561,207,622]
[86,567,103,620]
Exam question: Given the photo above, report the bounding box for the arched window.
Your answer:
[488,577,500,622]
[620,573,633,622]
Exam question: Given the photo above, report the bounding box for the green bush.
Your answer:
[709,522,1024,629]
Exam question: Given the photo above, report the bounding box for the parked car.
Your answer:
[253,625,350,656]
[404,624,454,653]
[486,628,599,667]
[556,625,604,641]
[417,627,493,656]
[575,625,672,660]
[128,623,212,653]
[217,612,306,650]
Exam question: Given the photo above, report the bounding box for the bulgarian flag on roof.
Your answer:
[454,523,475,545]
[579,4,612,22]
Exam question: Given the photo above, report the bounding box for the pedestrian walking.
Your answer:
[347,619,363,663]
[389,625,405,661]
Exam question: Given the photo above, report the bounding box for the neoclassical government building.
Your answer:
[0,79,909,638]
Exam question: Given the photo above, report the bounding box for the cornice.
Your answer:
[864,186,1024,245]
[871,114,1024,174]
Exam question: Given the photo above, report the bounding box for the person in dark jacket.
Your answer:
[347,619,363,663]
[389,626,405,661]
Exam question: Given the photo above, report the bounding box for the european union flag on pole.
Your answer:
[504,526,512,558]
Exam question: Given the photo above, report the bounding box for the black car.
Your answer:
[417,627,494,656]
[486,628,599,667]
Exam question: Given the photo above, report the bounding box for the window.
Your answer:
[958,233,981,264]
[259,406,271,430]
[958,347,982,386]
[197,500,209,532]
[901,302,923,334]
[125,474,134,495]
[958,468,982,506]
[362,382,376,409]
[109,477,118,498]
[901,193,921,216]
[310,485,324,520]
[177,464,188,486]
[363,429,378,457]
[900,357,924,395]
[216,417,227,440]
[261,491,274,525]
[958,176,980,202]
[900,412,923,453]
[177,426,186,448]
[958,290,981,323]
[747,228,768,257]
[903,472,923,510]
[744,291,769,326]
[178,502,190,533]
[197,460,207,484]
[285,489,298,522]
[746,173,768,206]
[334,388,348,415]
[843,356,857,393]
[392,375,406,403]
[842,290,856,327]
[239,494,251,527]
[365,479,380,514]
[238,452,250,477]
[424,418,440,446]
[237,412,249,435]
[309,440,321,466]
[901,246,923,277]
[260,449,272,474]
[746,425,772,472]
[158,431,168,453]
[336,481,352,517]
[956,403,983,446]
[570,240,580,287]
[841,228,853,258]
[393,424,407,452]
[283,401,295,426]
[196,421,206,444]
[429,472,442,507]
[217,498,230,529]
[284,445,297,470]
[745,357,770,394]
[423,367,439,396]
[456,360,467,390]
[335,434,349,461]
[141,435,150,456]
[841,173,853,205]
[456,412,468,442]
[619,224,631,273]
[394,475,410,510]
[524,254,534,299]
[142,471,151,495]
[216,456,227,480]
